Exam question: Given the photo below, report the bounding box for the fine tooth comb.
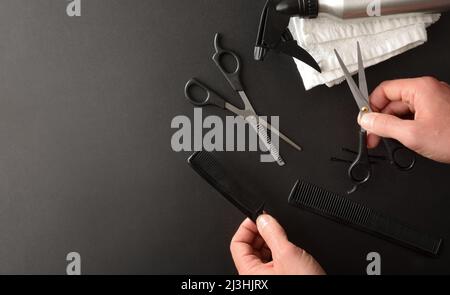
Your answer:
[288,180,443,256]
[188,151,265,222]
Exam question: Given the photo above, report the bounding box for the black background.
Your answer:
[0,0,449,274]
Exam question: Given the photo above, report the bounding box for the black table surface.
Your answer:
[0,0,449,274]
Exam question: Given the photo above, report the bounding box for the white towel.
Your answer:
[288,13,441,90]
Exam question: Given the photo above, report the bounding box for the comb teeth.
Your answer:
[289,180,371,225]
[255,122,285,166]
[288,180,443,256]
[189,149,217,165]
[187,151,265,222]
[189,150,222,173]
[188,151,228,190]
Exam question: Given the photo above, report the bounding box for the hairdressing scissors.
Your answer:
[334,43,416,194]
[184,33,302,166]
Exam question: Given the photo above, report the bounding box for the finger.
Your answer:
[252,235,266,251]
[370,77,432,111]
[230,219,264,273]
[367,133,381,149]
[231,218,258,244]
[358,113,381,149]
[365,101,413,149]
[256,214,289,256]
[382,101,414,117]
[359,112,417,147]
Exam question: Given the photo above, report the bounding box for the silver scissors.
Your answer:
[334,43,416,193]
[184,33,302,166]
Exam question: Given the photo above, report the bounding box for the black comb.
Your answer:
[188,152,265,222]
[288,180,443,256]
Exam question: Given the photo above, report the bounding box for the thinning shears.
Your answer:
[334,43,416,193]
[184,33,302,166]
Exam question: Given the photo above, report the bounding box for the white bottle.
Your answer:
[276,0,450,19]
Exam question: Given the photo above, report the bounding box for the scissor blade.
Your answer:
[258,118,302,151]
[235,91,302,152]
[357,42,369,101]
[247,117,285,166]
[238,91,256,114]
[334,49,370,113]
[224,102,244,117]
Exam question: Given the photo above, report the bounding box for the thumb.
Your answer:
[256,214,289,254]
[359,112,416,144]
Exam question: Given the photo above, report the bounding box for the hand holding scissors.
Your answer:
[334,43,416,193]
[185,33,302,166]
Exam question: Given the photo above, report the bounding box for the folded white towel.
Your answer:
[288,13,441,90]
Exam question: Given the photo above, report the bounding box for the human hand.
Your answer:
[358,77,450,164]
[230,214,325,275]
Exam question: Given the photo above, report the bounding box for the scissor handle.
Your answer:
[212,33,244,92]
[184,78,226,109]
[382,138,416,171]
[348,130,372,185]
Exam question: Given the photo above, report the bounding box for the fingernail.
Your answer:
[257,215,270,229]
[359,113,375,129]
